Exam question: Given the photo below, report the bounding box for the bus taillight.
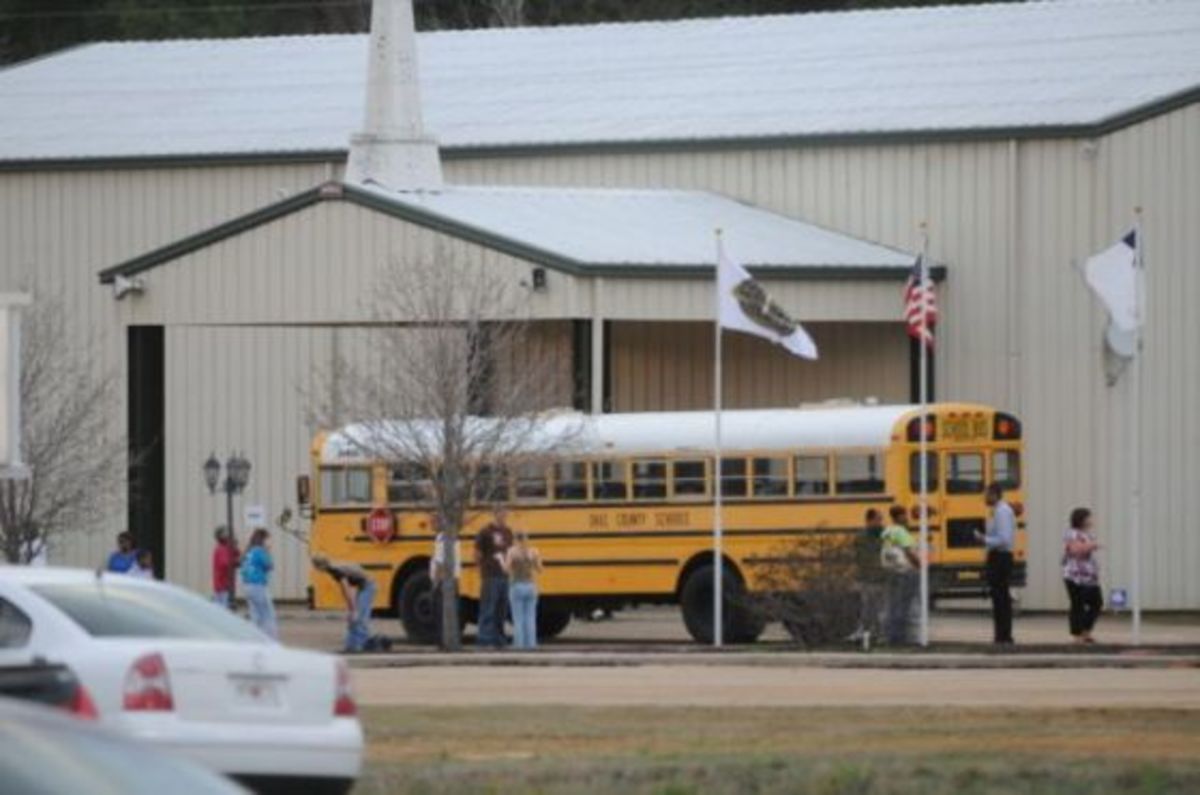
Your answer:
[994,413,1022,440]
[906,415,936,443]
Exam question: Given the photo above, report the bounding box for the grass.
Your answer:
[355,706,1200,794]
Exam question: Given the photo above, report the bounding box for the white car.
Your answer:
[0,567,362,795]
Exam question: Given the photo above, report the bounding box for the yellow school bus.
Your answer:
[300,402,1027,644]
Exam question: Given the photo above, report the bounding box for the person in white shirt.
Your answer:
[128,549,155,579]
[977,483,1016,645]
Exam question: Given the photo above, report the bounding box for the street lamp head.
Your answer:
[202,454,221,493]
[227,452,252,492]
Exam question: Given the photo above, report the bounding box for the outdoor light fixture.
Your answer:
[202,451,253,608]
[203,454,221,493]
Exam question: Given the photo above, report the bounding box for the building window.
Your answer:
[793,456,830,496]
[835,454,885,494]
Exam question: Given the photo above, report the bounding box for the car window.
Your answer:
[0,598,32,648]
[31,581,267,642]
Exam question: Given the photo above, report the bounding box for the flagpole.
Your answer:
[713,229,725,648]
[917,224,932,648]
[1131,208,1144,646]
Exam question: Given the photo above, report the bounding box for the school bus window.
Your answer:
[672,460,708,498]
[592,461,628,501]
[553,461,588,501]
[752,457,789,497]
[836,454,885,494]
[632,460,667,500]
[793,456,830,496]
[514,463,549,502]
[946,452,985,494]
[387,463,430,504]
[720,458,748,498]
[992,450,1021,490]
[472,465,511,505]
[909,452,940,492]
[325,467,373,506]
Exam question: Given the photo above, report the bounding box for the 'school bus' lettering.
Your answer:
[301,403,1028,644]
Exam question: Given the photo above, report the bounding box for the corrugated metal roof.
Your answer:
[364,184,913,268]
[1,0,1198,162]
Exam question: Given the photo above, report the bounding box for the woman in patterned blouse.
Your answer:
[1063,507,1103,644]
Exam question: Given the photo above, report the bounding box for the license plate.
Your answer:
[231,677,281,708]
[957,570,981,581]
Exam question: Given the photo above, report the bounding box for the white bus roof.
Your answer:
[318,405,970,464]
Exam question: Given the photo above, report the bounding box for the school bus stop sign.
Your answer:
[366,508,396,544]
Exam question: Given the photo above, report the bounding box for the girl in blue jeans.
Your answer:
[502,532,543,649]
[240,529,278,639]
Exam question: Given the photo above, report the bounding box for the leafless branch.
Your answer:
[0,300,125,564]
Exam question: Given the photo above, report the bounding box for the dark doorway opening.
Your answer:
[128,326,164,577]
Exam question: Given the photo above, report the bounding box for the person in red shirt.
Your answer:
[212,526,239,609]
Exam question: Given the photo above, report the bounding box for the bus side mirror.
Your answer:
[297,475,313,518]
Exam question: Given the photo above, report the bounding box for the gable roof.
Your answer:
[97,181,918,284]
[6,0,1200,165]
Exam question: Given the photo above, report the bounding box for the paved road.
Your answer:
[353,665,1200,709]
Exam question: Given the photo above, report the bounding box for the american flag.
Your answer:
[904,255,937,347]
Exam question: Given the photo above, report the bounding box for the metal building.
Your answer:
[0,0,1198,609]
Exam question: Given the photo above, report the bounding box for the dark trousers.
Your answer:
[1065,580,1103,636]
[476,576,509,647]
[986,550,1014,643]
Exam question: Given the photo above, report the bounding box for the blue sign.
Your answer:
[1110,588,1128,610]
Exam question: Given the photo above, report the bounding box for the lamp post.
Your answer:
[203,452,252,603]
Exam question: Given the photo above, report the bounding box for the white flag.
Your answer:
[717,243,817,360]
[1085,230,1142,332]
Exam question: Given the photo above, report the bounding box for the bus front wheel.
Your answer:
[397,571,438,645]
[680,563,761,644]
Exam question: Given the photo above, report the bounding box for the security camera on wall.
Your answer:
[112,275,145,300]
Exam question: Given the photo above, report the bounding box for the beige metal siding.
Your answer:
[2,103,1198,608]
[447,106,1200,609]
[610,322,908,412]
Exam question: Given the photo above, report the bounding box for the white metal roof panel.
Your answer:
[1,0,1198,161]
[320,405,918,464]
[366,184,913,268]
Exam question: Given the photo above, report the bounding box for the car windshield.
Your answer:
[31,580,268,643]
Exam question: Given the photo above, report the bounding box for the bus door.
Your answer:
[939,449,989,580]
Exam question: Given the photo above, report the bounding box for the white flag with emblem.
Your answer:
[717,244,817,360]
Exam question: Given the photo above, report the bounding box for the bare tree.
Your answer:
[487,0,528,26]
[309,254,578,650]
[0,301,124,564]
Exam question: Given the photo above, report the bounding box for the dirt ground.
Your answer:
[352,664,1200,709]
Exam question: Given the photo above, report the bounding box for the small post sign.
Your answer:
[243,504,268,529]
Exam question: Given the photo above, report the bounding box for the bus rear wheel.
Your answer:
[397,571,438,645]
[679,563,762,644]
[536,601,572,640]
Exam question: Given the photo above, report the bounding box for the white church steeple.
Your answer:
[345,0,443,189]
